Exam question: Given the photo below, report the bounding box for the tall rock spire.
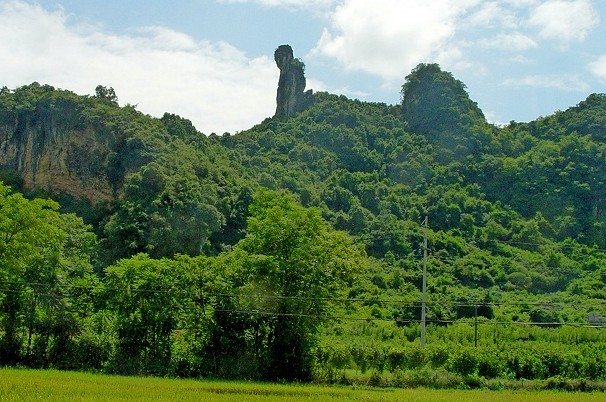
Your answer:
[274,44,313,119]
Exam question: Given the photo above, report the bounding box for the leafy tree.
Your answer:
[0,183,96,366]
[102,160,224,261]
[0,183,62,363]
[401,63,489,161]
[210,190,366,380]
[94,85,118,105]
[102,254,183,374]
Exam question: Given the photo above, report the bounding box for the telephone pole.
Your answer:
[421,216,428,348]
[474,303,478,347]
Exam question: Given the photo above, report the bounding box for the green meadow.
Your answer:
[0,369,604,402]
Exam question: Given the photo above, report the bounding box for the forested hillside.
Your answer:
[2,63,606,386]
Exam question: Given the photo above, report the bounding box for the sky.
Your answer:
[1,0,606,134]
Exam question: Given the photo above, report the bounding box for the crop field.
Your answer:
[0,369,604,402]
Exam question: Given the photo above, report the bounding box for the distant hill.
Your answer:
[4,56,606,384]
[2,62,606,319]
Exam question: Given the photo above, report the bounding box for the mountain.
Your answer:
[1,59,606,257]
[4,59,604,280]
[2,53,606,382]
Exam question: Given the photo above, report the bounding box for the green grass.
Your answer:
[0,368,604,401]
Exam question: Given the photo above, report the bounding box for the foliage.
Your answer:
[94,85,118,105]
[206,191,366,381]
[0,182,97,367]
[1,64,606,387]
[401,63,491,161]
[102,157,223,261]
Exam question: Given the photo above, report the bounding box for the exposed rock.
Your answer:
[0,85,118,203]
[0,115,115,203]
[274,45,313,119]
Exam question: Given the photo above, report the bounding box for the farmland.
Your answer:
[1,369,605,401]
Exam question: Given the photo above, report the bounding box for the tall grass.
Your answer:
[1,369,605,401]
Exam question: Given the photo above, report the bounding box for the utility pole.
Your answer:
[474,303,478,347]
[421,216,428,349]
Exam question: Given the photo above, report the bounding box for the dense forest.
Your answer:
[2,63,606,386]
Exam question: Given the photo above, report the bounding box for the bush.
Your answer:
[398,367,460,389]
[387,345,425,371]
[427,344,450,368]
[449,347,479,377]
[477,349,504,379]
[506,350,547,379]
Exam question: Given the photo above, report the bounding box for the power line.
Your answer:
[3,288,606,332]
[3,281,606,309]
[200,308,606,329]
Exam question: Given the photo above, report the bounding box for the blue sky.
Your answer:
[1,0,605,134]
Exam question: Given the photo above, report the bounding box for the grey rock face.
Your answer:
[274,45,313,119]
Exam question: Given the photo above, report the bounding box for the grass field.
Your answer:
[0,368,604,401]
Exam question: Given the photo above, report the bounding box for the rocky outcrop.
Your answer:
[0,116,115,203]
[274,45,313,119]
[0,85,118,203]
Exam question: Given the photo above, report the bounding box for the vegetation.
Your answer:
[2,369,606,401]
[1,64,606,388]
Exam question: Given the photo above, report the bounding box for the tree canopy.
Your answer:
[1,67,606,384]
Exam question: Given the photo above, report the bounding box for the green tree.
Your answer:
[212,190,366,380]
[102,160,224,261]
[103,254,183,374]
[0,183,97,366]
[94,85,118,105]
[401,63,489,161]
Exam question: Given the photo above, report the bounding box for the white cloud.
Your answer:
[503,0,539,6]
[528,0,599,43]
[502,74,590,91]
[0,1,278,134]
[312,0,481,81]
[478,32,538,51]
[305,77,328,93]
[509,54,536,64]
[218,0,337,10]
[465,1,520,29]
[484,110,510,127]
[589,55,606,81]
[451,60,489,76]
[309,0,603,88]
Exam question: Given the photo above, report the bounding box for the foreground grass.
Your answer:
[0,369,604,401]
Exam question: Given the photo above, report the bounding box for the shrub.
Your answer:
[427,344,450,368]
[399,367,460,389]
[477,349,504,379]
[449,347,479,377]
[506,350,547,379]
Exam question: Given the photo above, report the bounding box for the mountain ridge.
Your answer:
[3,61,606,382]
[2,63,606,254]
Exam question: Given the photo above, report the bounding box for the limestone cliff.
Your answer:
[0,84,128,203]
[0,123,114,203]
[274,45,313,119]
